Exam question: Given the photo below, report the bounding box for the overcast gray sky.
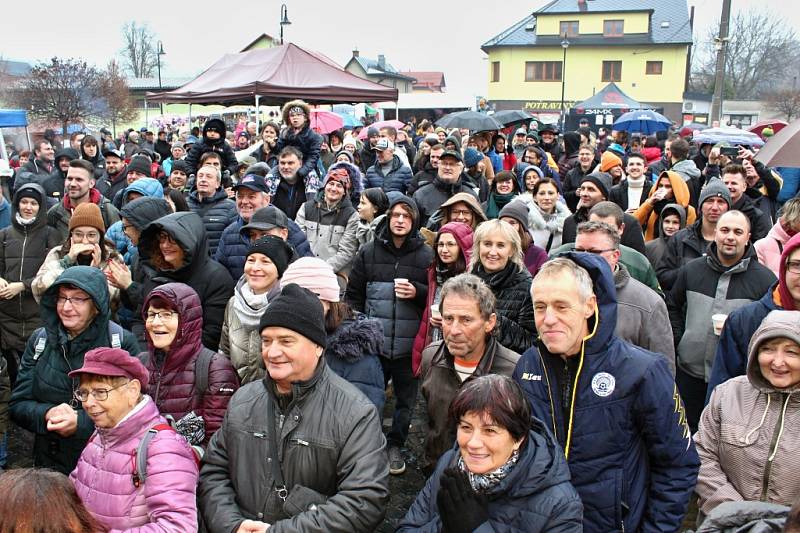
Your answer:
[2,0,797,100]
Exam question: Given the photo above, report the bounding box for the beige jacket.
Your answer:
[32,245,121,307]
[694,311,800,514]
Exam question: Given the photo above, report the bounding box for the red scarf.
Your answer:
[63,188,103,210]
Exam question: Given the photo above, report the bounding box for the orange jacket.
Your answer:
[634,171,696,241]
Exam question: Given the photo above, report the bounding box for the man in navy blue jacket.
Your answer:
[214,175,312,280]
[514,252,698,533]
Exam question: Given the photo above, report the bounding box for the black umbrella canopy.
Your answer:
[491,110,534,127]
[436,111,502,132]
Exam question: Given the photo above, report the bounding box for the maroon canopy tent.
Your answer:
[146,43,398,106]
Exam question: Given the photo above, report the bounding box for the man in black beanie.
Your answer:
[199,283,390,533]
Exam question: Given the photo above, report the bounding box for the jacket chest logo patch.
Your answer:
[591,372,616,397]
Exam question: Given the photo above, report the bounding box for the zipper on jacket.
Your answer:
[19,228,29,339]
[760,394,790,500]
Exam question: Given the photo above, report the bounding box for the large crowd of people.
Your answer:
[1,100,800,532]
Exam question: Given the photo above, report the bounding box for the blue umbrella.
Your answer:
[613,109,672,134]
[335,113,362,128]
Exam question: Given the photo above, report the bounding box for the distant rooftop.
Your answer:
[127,77,194,90]
[483,0,692,49]
[351,53,416,81]
[402,71,446,91]
[0,59,32,77]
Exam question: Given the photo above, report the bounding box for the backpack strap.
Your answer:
[32,328,47,361]
[132,423,175,488]
[192,349,214,410]
[108,321,124,349]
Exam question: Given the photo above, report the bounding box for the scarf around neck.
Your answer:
[232,277,272,328]
[457,448,520,493]
[485,192,517,219]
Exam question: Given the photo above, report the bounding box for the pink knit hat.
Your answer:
[280,257,340,302]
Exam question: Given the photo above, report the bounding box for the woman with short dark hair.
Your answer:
[399,374,583,532]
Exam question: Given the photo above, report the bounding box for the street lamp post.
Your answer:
[280,4,291,45]
[157,41,165,116]
[560,34,570,132]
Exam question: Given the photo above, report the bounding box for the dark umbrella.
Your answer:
[679,122,708,137]
[436,111,502,132]
[755,118,800,167]
[491,110,533,127]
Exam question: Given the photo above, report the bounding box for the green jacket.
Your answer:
[550,242,662,296]
[9,266,140,474]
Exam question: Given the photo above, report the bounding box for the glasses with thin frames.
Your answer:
[56,295,93,306]
[145,310,177,322]
[787,261,800,275]
[73,380,129,402]
[71,231,100,242]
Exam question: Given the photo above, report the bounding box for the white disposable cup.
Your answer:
[430,304,442,319]
[712,314,727,336]
[394,278,408,286]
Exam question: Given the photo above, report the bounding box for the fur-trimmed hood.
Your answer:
[326,314,384,363]
[281,99,311,124]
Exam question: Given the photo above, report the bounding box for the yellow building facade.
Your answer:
[482,0,692,122]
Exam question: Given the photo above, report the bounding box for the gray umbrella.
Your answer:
[491,110,534,126]
[436,111,502,132]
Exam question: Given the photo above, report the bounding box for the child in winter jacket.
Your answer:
[184,118,238,177]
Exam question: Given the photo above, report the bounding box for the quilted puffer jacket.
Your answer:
[0,184,62,351]
[365,155,413,193]
[186,188,238,257]
[398,418,583,532]
[471,261,536,354]
[138,282,240,444]
[70,396,199,532]
[214,216,313,281]
[345,195,434,358]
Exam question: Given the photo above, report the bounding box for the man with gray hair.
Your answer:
[418,273,521,472]
[514,253,698,532]
[187,164,238,256]
[575,221,675,374]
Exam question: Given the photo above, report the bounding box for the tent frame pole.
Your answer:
[255,95,260,134]
[189,104,192,127]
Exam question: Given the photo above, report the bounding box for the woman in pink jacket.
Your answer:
[69,346,199,532]
[755,197,800,275]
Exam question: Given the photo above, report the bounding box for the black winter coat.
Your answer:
[186,188,238,257]
[731,194,771,242]
[365,156,413,194]
[346,196,434,359]
[275,124,323,180]
[656,219,709,291]
[412,175,478,227]
[562,210,646,255]
[0,184,62,351]
[131,212,234,350]
[472,262,536,354]
[398,419,584,532]
[563,165,593,212]
[184,138,239,177]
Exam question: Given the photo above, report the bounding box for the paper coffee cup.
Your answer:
[712,314,727,336]
[394,278,408,285]
[430,304,441,319]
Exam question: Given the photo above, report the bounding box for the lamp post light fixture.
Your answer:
[560,34,570,132]
[280,4,291,45]
[157,41,166,116]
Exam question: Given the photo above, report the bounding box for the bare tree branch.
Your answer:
[690,8,800,99]
[765,89,800,121]
[7,57,103,134]
[96,60,139,128]
[120,21,159,77]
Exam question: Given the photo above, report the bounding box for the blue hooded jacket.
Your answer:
[106,178,165,264]
[513,252,699,532]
